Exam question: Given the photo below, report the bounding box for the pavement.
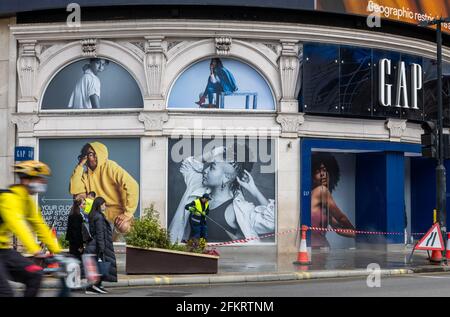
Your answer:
[11,243,450,290]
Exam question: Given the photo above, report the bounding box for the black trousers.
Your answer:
[0,249,43,297]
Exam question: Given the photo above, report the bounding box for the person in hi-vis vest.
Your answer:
[184,194,210,240]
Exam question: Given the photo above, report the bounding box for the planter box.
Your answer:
[126,246,219,274]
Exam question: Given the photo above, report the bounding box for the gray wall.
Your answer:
[42,59,143,109]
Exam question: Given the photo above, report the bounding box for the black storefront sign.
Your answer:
[301,43,450,126]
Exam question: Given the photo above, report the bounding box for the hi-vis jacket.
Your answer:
[0,185,61,254]
[69,142,139,223]
[185,199,209,217]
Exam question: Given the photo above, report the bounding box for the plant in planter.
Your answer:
[124,205,219,274]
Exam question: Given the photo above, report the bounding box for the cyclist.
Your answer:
[0,160,62,297]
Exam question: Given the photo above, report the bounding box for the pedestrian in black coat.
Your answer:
[84,197,117,294]
[66,198,85,260]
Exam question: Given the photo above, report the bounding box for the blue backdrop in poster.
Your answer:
[168,58,275,110]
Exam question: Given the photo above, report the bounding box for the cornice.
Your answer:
[10,20,450,61]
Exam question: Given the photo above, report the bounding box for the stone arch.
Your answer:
[37,40,147,110]
[164,39,281,109]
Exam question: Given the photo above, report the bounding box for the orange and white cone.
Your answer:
[294,225,311,265]
[430,249,443,263]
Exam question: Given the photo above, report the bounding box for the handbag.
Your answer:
[97,259,111,277]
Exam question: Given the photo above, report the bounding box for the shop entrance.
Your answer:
[301,138,421,250]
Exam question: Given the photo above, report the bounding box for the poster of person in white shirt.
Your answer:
[168,138,276,244]
[67,58,109,109]
[41,58,143,110]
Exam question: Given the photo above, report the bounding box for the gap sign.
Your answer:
[379,58,422,110]
[15,147,34,161]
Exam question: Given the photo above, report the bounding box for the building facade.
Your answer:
[1,1,450,259]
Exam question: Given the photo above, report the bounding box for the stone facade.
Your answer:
[3,18,448,257]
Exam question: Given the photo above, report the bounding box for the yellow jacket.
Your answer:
[0,185,61,254]
[84,197,94,214]
[69,142,139,222]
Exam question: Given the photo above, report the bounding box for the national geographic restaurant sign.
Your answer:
[317,0,450,33]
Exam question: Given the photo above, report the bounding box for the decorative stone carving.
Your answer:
[130,41,145,53]
[138,111,169,134]
[81,38,97,57]
[17,40,39,101]
[144,36,167,100]
[276,113,304,138]
[167,41,182,52]
[386,118,407,141]
[215,37,232,56]
[36,44,53,56]
[278,40,300,105]
[264,43,280,55]
[11,114,40,134]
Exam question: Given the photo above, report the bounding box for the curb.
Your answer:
[12,265,450,290]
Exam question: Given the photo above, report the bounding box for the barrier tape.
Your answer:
[207,226,426,247]
[308,226,425,236]
[207,228,299,247]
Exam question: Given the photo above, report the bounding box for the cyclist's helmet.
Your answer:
[13,160,51,177]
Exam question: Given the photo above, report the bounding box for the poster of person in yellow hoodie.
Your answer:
[69,141,139,234]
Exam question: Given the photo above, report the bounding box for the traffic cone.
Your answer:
[430,250,443,264]
[294,225,311,265]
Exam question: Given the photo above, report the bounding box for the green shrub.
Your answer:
[125,205,219,257]
[57,233,70,249]
[125,205,197,253]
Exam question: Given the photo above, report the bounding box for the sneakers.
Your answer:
[85,287,100,295]
[85,285,108,295]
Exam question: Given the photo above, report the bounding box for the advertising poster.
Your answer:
[311,152,356,249]
[316,0,450,33]
[42,58,143,110]
[38,138,140,236]
[168,58,275,110]
[167,138,276,244]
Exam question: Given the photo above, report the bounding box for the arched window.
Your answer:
[168,57,275,111]
[42,58,143,110]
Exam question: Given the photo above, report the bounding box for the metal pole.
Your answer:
[436,20,447,261]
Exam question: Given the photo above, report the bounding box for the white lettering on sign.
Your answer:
[379,58,392,107]
[378,58,422,110]
[395,61,408,108]
[41,204,72,235]
[410,63,422,110]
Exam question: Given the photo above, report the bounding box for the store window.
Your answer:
[302,43,340,114]
[300,42,448,125]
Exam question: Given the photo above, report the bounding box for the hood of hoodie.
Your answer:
[89,142,108,168]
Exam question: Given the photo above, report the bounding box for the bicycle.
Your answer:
[38,254,99,297]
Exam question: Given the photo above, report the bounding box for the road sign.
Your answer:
[14,146,34,161]
[415,223,445,251]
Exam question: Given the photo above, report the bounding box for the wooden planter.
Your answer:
[126,246,219,274]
